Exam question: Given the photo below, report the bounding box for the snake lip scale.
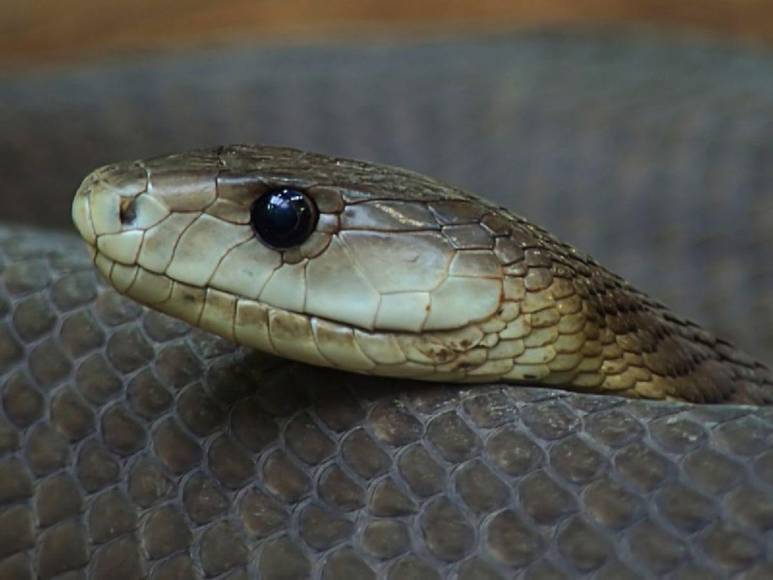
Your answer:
[72,144,773,405]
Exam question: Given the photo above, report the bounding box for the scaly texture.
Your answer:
[2,226,773,579]
[74,146,773,404]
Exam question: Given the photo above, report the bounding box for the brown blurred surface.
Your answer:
[3,0,773,67]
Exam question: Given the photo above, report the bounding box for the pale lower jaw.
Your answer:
[85,247,478,384]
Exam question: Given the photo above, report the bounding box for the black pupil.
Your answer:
[250,188,317,248]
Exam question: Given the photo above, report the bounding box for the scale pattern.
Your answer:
[3,227,773,579]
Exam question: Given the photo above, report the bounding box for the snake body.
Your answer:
[73,145,773,405]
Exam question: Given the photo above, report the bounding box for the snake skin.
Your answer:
[3,228,773,579]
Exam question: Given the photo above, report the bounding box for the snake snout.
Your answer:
[71,161,176,289]
[72,162,150,244]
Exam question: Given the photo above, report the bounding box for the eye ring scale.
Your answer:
[250,188,319,249]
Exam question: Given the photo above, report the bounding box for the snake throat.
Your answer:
[72,145,773,404]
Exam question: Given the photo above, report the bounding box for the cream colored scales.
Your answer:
[72,145,773,404]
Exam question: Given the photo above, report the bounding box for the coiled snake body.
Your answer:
[1,145,773,579]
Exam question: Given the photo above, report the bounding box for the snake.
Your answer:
[0,35,773,580]
[72,145,773,405]
[3,142,773,579]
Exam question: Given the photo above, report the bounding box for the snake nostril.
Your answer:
[119,197,137,225]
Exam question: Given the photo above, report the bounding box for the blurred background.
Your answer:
[1,1,772,361]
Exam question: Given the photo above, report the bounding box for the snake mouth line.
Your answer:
[88,246,429,343]
[87,247,426,374]
[87,245,413,337]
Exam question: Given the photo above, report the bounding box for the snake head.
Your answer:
[71,145,550,382]
[73,145,773,403]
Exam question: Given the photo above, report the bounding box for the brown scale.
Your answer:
[583,265,770,402]
[499,206,773,403]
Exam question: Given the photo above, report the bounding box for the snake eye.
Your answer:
[250,188,318,249]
